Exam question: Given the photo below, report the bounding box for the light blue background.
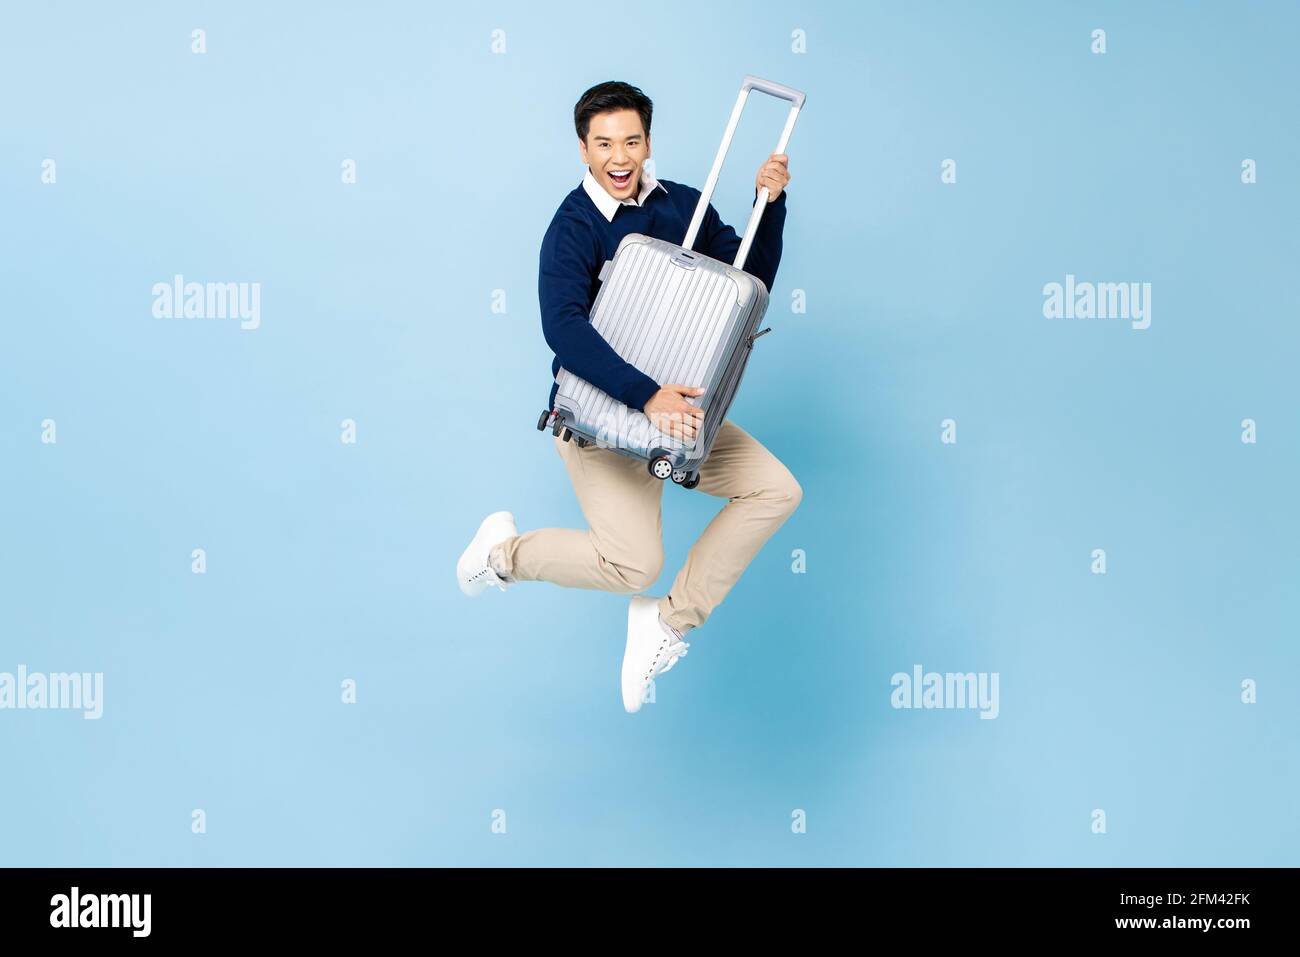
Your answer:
[2,1,1296,866]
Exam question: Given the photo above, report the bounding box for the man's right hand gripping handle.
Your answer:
[644,384,705,441]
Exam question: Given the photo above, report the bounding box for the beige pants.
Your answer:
[495,419,802,633]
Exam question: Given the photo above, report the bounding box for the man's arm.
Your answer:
[539,211,661,412]
[696,188,788,293]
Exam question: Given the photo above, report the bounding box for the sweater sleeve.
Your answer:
[538,210,662,412]
[695,188,787,293]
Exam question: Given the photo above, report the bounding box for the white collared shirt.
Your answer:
[581,166,668,222]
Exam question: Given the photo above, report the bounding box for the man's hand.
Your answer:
[756,152,790,203]
[644,384,705,442]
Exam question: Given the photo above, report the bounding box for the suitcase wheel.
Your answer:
[551,416,564,437]
[682,473,701,490]
[575,436,590,449]
[649,456,674,480]
[561,428,573,443]
[536,410,551,432]
[671,468,688,485]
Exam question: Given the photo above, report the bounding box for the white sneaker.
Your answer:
[622,595,690,713]
[457,510,518,597]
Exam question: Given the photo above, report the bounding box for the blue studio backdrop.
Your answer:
[1,1,1297,866]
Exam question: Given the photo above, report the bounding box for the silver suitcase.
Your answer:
[538,75,805,488]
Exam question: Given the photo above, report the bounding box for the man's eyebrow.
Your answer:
[592,134,642,141]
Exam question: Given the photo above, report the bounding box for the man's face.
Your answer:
[578,109,650,201]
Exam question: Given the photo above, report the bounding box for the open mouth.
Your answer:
[608,168,633,189]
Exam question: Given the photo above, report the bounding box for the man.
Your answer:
[457,80,801,713]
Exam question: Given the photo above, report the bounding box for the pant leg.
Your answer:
[497,432,666,593]
[657,420,802,632]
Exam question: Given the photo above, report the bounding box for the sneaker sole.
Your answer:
[621,595,660,713]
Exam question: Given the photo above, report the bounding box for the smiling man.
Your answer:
[457,80,802,713]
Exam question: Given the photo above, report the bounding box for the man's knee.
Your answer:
[618,563,662,593]
[776,472,802,518]
[783,474,803,514]
[595,541,664,593]
[761,465,802,518]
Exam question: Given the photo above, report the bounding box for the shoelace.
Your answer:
[466,565,509,592]
[646,636,690,680]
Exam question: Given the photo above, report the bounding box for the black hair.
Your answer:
[574,81,653,142]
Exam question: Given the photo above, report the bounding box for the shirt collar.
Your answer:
[581,166,668,222]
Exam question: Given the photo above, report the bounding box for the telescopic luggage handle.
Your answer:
[681,75,806,272]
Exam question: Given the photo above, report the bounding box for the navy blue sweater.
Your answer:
[538,178,787,413]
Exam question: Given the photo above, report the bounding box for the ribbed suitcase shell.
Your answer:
[553,232,769,476]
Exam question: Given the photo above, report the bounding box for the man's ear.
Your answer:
[578,137,589,165]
